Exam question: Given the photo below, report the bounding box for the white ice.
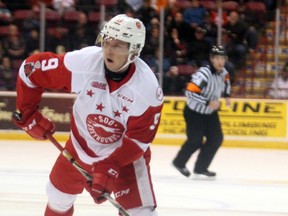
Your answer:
[0,139,288,216]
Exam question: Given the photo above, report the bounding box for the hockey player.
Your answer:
[13,14,163,216]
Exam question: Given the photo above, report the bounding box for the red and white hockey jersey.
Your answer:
[17,46,164,167]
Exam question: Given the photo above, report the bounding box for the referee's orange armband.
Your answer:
[186,82,201,93]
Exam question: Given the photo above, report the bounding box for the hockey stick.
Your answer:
[46,134,130,216]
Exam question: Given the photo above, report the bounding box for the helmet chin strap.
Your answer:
[114,53,137,72]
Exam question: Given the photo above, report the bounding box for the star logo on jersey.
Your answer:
[113,110,121,117]
[87,90,94,97]
[122,106,129,113]
[96,103,105,111]
[86,114,124,144]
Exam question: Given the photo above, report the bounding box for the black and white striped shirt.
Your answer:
[185,64,231,114]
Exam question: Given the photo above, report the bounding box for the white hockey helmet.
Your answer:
[97,14,146,69]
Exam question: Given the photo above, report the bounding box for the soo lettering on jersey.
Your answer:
[86,114,125,144]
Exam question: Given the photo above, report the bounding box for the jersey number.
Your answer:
[41,58,59,71]
[149,113,161,130]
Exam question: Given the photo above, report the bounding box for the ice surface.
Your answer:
[0,139,288,216]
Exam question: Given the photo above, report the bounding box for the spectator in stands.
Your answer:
[136,0,158,30]
[202,11,217,46]
[25,28,39,56]
[123,6,135,17]
[168,11,193,44]
[165,0,182,22]
[21,4,40,39]
[52,0,75,16]
[163,65,190,95]
[75,0,95,13]
[143,47,171,79]
[0,0,5,7]
[55,45,66,54]
[210,0,228,26]
[46,25,69,53]
[262,0,274,11]
[183,0,206,30]
[269,62,288,99]
[67,12,96,50]
[225,60,235,85]
[187,26,211,67]
[2,24,26,59]
[222,11,247,70]
[167,28,188,65]
[77,11,88,26]
[68,24,90,50]
[142,26,160,60]
[0,0,12,25]
[245,25,258,54]
[0,56,17,90]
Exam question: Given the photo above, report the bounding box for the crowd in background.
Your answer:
[0,0,278,95]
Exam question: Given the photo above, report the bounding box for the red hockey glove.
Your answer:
[12,109,55,140]
[89,158,120,204]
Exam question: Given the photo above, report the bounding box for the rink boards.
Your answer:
[0,91,288,149]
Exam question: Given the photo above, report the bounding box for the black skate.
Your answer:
[193,170,216,180]
[172,161,191,177]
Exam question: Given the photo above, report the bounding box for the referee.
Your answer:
[172,45,231,178]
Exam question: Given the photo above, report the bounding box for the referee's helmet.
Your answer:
[210,45,226,57]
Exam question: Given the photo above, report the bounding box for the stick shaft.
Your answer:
[46,134,130,216]
[46,134,92,181]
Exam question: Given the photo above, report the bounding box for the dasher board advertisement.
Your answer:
[155,97,288,149]
[0,92,74,138]
[0,92,287,148]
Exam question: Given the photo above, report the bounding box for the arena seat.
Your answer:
[63,11,81,22]
[45,10,61,27]
[177,64,197,76]
[63,11,82,28]
[245,2,266,12]
[13,9,34,20]
[47,27,68,37]
[174,0,191,10]
[0,25,9,37]
[200,1,216,11]
[95,0,118,6]
[222,1,239,11]
[88,11,101,23]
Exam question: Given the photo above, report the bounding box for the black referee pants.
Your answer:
[173,105,223,172]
